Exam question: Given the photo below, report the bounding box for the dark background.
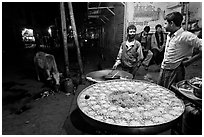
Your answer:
[2,2,88,51]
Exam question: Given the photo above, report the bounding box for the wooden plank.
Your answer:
[60,2,70,77]
[68,2,84,78]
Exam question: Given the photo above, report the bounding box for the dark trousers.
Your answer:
[157,63,185,89]
[151,49,164,65]
[121,64,140,79]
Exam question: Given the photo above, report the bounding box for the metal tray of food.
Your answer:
[176,79,202,100]
[77,79,185,134]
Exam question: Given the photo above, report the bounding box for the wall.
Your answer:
[125,2,182,33]
[125,2,202,33]
[103,2,125,65]
[189,2,202,27]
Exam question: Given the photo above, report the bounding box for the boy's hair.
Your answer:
[164,12,183,27]
[144,26,150,32]
[155,24,162,30]
[127,24,137,33]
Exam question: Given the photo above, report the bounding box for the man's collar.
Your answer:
[169,27,184,37]
[174,27,184,36]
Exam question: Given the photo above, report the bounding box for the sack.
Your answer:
[182,103,202,135]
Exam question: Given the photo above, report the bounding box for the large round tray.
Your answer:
[77,79,185,134]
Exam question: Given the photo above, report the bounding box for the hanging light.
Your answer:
[48,27,52,36]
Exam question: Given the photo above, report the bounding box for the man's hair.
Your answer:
[164,12,183,27]
[144,26,150,32]
[127,24,137,33]
[155,24,162,30]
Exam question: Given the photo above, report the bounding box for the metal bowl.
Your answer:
[86,69,133,83]
[193,87,202,99]
[176,80,202,100]
[187,77,202,99]
[188,82,202,99]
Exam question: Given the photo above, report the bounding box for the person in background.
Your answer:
[112,24,144,78]
[136,26,153,70]
[151,24,166,65]
[157,12,202,89]
[35,33,41,53]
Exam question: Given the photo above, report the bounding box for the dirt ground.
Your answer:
[2,47,202,135]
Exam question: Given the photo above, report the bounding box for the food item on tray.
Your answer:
[177,80,194,93]
[108,91,150,108]
[77,80,185,127]
[188,77,202,99]
[188,77,202,88]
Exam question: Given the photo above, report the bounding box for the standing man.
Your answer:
[151,24,166,65]
[158,12,202,89]
[136,26,153,70]
[112,24,144,78]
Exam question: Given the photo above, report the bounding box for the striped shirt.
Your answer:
[161,27,202,70]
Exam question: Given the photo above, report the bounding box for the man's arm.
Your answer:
[183,34,202,67]
[182,50,202,67]
[136,42,144,61]
[160,33,167,51]
[112,43,123,69]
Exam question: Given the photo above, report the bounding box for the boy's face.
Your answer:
[128,29,136,39]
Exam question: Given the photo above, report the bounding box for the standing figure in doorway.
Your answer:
[112,24,144,78]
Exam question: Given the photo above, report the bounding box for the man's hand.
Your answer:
[112,64,118,70]
[182,50,202,67]
[181,57,191,67]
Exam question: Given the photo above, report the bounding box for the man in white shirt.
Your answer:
[112,25,144,78]
[157,12,202,89]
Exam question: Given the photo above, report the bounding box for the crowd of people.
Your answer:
[113,11,202,90]
[112,22,167,74]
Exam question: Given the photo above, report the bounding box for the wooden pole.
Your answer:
[185,3,189,31]
[60,2,70,77]
[67,2,84,78]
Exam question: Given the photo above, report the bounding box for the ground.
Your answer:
[2,47,202,135]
